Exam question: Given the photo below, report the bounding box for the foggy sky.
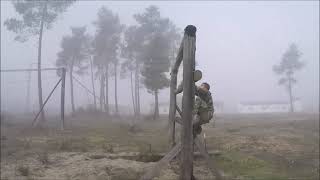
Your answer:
[1,1,319,114]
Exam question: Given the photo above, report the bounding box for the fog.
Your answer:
[1,1,319,115]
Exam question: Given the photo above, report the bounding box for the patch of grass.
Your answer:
[215,151,289,179]
[226,128,241,133]
[89,154,106,159]
[105,166,142,180]
[102,143,114,153]
[136,153,162,162]
[87,135,106,145]
[47,137,90,152]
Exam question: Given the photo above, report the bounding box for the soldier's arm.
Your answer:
[208,95,214,113]
[195,85,201,96]
[175,81,200,95]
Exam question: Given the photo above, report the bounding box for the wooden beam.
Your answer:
[180,25,197,180]
[140,142,182,180]
[176,105,182,116]
[31,77,62,127]
[60,68,66,130]
[0,67,61,72]
[169,40,184,147]
[72,75,100,101]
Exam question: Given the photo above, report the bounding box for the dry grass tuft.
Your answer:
[37,150,49,165]
[17,165,29,176]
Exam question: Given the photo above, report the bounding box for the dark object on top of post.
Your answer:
[184,25,197,37]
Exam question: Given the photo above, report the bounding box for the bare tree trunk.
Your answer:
[137,75,140,115]
[135,65,138,116]
[288,75,294,113]
[25,64,32,114]
[135,62,140,117]
[135,67,138,116]
[69,66,75,115]
[37,2,48,125]
[130,71,136,116]
[90,58,97,110]
[100,72,105,111]
[114,62,119,114]
[153,90,159,120]
[105,64,109,116]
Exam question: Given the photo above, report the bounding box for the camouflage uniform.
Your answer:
[194,87,214,124]
[176,82,214,135]
[193,87,214,135]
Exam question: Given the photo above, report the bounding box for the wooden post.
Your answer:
[180,25,197,180]
[169,40,184,147]
[194,137,223,180]
[32,77,62,127]
[60,68,66,130]
[140,142,182,180]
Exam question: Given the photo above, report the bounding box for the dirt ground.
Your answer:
[1,112,319,180]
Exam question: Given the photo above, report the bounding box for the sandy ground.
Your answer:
[1,112,319,180]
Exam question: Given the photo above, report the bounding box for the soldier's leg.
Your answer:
[193,114,202,136]
[193,110,214,136]
[199,111,212,125]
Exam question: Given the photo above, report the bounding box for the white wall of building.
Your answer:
[237,100,303,113]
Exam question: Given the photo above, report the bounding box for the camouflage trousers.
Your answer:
[192,96,213,135]
[193,111,213,135]
[194,96,213,122]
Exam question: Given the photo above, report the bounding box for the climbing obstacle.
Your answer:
[140,25,223,180]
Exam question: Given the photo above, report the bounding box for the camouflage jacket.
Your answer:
[194,87,214,113]
[176,82,214,113]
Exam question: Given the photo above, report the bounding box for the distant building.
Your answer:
[237,99,302,113]
[213,101,224,113]
[149,99,224,115]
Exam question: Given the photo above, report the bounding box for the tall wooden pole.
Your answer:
[90,57,97,110]
[60,68,66,130]
[25,65,32,113]
[180,25,197,180]
[169,40,183,147]
[37,1,48,124]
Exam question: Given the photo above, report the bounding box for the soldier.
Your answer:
[192,82,214,135]
[176,71,214,136]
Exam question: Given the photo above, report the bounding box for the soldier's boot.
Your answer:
[191,174,197,180]
[193,125,202,137]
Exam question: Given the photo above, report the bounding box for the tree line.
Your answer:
[5,1,181,125]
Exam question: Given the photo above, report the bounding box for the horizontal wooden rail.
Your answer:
[1,67,62,72]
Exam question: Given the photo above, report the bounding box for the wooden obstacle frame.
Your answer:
[140,25,223,180]
[1,67,67,130]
